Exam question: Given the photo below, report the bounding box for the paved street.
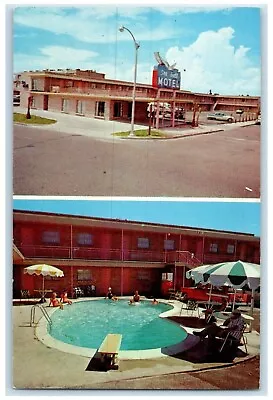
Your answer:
[13,122,260,197]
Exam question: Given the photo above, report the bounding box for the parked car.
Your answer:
[236,109,244,114]
[207,112,235,122]
[255,115,261,125]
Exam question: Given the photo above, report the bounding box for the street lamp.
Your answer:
[119,26,140,136]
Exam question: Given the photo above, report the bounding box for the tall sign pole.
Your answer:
[152,52,181,129]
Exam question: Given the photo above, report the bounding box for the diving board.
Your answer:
[98,333,122,370]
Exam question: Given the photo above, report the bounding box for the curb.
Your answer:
[116,122,256,141]
[118,129,225,140]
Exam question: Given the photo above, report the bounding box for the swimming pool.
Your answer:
[48,299,187,351]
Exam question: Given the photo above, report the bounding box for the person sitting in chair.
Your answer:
[193,309,245,346]
[49,292,63,309]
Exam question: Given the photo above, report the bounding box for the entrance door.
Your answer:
[127,102,132,119]
[43,95,49,110]
[114,102,122,118]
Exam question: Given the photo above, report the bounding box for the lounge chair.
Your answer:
[180,299,200,317]
[218,323,248,355]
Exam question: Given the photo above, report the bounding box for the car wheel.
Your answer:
[227,118,232,123]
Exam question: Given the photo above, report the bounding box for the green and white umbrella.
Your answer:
[186,260,260,315]
[186,260,260,290]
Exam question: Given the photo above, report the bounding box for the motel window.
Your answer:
[95,101,105,117]
[164,239,175,250]
[77,233,93,246]
[91,83,96,89]
[65,81,73,88]
[76,100,84,115]
[137,271,150,280]
[162,272,173,281]
[42,231,60,245]
[209,243,218,253]
[227,244,235,254]
[77,269,92,281]
[31,79,38,90]
[137,237,150,249]
[61,98,69,112]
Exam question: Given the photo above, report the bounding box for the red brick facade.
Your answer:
[13,210,260,298]
[13,69,260,124]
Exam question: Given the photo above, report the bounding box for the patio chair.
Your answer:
[180,299,200,317]
[20,289,31,302]
[203,298,229,323]
[168,289,177,302]
[218,323,248,355]
[73,287,84,298]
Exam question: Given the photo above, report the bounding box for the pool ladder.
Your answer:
[30,304,52,327]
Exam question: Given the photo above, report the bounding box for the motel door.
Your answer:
[43,95,49,110]
[127,102,132,119]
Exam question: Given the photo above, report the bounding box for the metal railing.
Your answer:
[17,244,203,266]
[17,244,258,266]
[30,304,52,327]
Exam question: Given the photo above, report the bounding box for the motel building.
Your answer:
[13,68,260,128]
[13,210,260,300]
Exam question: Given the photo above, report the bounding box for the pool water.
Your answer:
[49,299,187,350]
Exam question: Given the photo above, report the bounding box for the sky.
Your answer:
[12,4,261,96]
[13,199,261,236]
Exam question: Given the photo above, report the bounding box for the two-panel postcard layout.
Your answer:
[12,4,262,392]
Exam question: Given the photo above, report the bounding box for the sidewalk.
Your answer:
[12,301,260,390]
[14,106,257,140]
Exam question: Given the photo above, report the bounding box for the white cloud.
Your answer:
[14,46,98,72]
[165,27,260,95]
[154,6,231,15]
[13,7,185,44]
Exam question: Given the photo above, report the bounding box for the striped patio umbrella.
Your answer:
[186,260,260,315]
[187,260,260,290]
[24,264,64,295]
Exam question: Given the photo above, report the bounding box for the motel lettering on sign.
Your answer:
[157,65,181,89]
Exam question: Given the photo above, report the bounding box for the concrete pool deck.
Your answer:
[12,298,260,390]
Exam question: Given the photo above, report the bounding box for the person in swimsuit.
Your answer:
[130,290,140,304]
[105,287,118,301]
[49,292,63,309]
[60,291,72,305]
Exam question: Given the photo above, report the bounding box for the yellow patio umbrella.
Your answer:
[24,264,64,299]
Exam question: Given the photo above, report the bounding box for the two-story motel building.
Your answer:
[13,69,260,127]
[13,209,260,298]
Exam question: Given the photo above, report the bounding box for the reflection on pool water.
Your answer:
[49,299,187,350]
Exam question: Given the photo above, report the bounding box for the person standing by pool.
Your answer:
[130,290,140,304]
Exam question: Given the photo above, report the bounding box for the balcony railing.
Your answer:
[16,245,202,266]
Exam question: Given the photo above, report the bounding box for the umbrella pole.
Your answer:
[208,284,212,308]
[250,288,255,316]
[42,275,45,300]
[232,289,236,311]
[249,288,255,332]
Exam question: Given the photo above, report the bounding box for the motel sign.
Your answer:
[157,65,181,89]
